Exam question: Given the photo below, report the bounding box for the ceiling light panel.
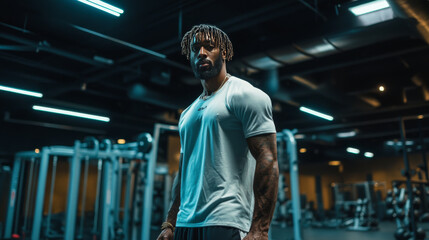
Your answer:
[0,84,43,98]
[349,0,390,16]
[33,105,110,122]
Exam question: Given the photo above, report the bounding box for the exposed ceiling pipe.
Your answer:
[297,0,327,21]
[0,32,104,66]
[0,45,34,51]
[290,75,318,90]
[0,21,35,35]
[337,126,429,141]
[297,113,428,134]
[3,112,107,135]
[72,25,167,59]
[0,52,78,78]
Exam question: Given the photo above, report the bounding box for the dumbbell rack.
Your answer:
[387,181,428,240]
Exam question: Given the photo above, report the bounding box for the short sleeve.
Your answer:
[229,87,276,138]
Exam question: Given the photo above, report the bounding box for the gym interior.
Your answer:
[1,0,429,239]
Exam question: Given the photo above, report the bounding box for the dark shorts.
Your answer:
[174,226,242,240]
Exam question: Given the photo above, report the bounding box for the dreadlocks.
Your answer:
[181,24,234,61]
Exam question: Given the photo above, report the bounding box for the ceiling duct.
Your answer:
[389,0,429,44]
[267,45,311,65]
[238,18,417,72]
[229,17,419,110]
[294,38,338,58]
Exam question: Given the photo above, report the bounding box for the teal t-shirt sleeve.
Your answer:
[229,87,276,138]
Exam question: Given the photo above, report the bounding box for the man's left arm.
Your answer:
[245,133,279,240]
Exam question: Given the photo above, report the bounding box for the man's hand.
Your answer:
[242,230,268,240]
[157,154,182,240]
[156,228,174,240]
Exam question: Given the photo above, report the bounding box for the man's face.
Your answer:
[190,33,223,80]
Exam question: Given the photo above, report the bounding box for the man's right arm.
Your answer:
[157,153,182,240]
[166,153,182,225]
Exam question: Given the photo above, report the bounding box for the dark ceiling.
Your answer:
[1,0,429,163]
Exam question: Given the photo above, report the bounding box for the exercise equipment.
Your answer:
[272,174,289,227]
[4,125,303,240]
[3,132,154,240]
[311,176,344,229]
[332,181,383,231]
[270,130,302,240]
[346,198,379,231]
[4,152,40,239]
[392,117,427,240]
[0,163,12,239]
[388,181,428,240]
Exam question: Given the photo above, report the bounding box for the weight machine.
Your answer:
[3,133,153,240]
[332,181,383,231]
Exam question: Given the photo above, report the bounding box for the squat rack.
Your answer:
[3,135,153,240]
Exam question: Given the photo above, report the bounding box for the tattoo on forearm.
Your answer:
[247,133,279,233]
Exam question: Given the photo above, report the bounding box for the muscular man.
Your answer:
[157,24,278,240]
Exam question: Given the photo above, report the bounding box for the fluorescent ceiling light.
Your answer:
[337,131,356,138]
[364,152,374,158]
[347,147,360,154]
[77,0,123,17]
[349,0,390,16]
[87,0,123,13]
[0,84,43,98]
[294,134,305,139]
[299,106,334,121]
[386,140,414,146]
[33,105,110,122]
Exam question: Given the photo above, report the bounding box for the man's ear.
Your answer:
[222,50,227,60]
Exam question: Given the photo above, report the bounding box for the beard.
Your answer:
[191,55,223,80]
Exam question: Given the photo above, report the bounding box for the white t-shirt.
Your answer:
[177,76,276,232]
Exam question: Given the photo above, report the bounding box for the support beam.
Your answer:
[65,142,82,240]
[0,52,78,78]
[0,32,104,66]
[0,45,34,51]
[31,148,50,240]
[3,156,22,239]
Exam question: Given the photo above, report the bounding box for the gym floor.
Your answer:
[272,222,398,240]
[150,221,429,240]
